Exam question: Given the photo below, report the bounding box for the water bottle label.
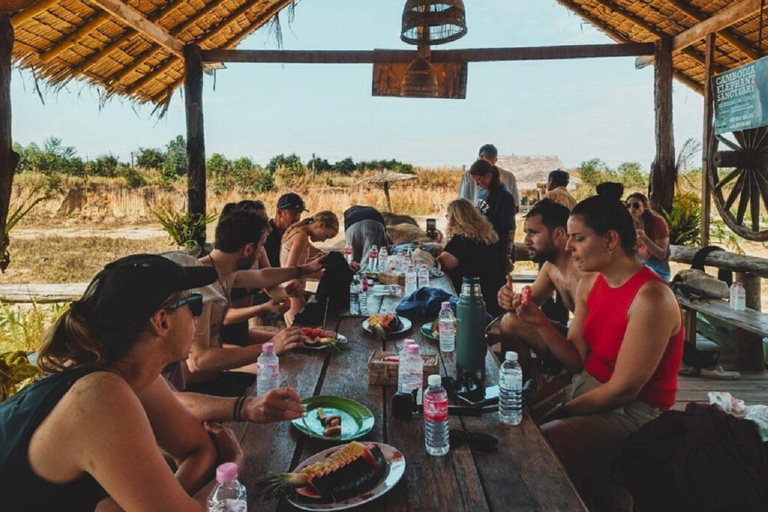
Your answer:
[424,399,448,421]
[224,499,247,512]
[439,322,454,337]
[500,372,520,389]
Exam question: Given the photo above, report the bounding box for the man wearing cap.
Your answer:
[264,193,308,268]
[544,169,577,210]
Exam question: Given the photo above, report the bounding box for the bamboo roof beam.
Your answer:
[663,0,758,61]
[672,0,763,54]
[40,12,110,63]
[125,54,178,95]
[85,0,184,57]
[10,0,59,25]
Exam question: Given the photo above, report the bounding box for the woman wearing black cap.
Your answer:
[0,254,245,511]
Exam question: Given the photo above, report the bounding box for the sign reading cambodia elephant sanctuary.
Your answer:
[713,55,768,135]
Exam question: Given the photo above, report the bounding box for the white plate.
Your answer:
[361,316,412,336]
[301,333,348,351]
[287,443,406,511]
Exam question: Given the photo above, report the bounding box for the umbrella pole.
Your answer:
[384,182,392,212]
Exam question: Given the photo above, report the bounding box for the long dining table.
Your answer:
[231,274,587,511]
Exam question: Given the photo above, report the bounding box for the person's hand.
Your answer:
[515,300,547,327]
[303,252,327,274]
[204,421,245,470]
[497,275,518,312]
[349,261,361,272]
[241,388,306,423]
[636,228,647,243]
[285,281,303,297]
[265,297,290,315]
[270,326,306,354]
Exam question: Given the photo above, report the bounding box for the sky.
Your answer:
[11,0,705,169]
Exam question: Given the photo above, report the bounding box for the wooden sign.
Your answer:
[372,61,467,99]
[713,55,768,134]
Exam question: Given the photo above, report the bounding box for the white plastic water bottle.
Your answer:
[367,245,379,273]
[378,246,389,273]
[349,275,361,315]
[417,264,430,289]
[405,265,417,296]
[256,343,280,396]
[499,351,523,425]
[399,344,423,404]
[359,278,369,315]
[343,242,353,264]
[730,281,746,311]
[208,462,247,512]
[396,250,406,272]
[438,301,456,353]
[423,374,449,456]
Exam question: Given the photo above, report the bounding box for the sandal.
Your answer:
[699,366,741,380]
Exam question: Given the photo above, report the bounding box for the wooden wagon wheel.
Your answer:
[708,126,768,241]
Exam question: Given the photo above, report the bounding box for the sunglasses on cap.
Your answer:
[626,202,642,209]
[166,293,204,317]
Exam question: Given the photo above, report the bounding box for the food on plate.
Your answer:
[367,314,402,340]
[317,407,342,437]
[520,286,533,305]
[300,328,347,351]
[258,441,387,503]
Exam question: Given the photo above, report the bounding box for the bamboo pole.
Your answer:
[184,44,206,248]
[701,33,716,246]
[0,14,17,272]
[651,37,676,213]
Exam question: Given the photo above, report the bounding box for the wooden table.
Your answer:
[232,276,586,511]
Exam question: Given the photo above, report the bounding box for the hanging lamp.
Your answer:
[401,46,439,98]
[401,0,467,46]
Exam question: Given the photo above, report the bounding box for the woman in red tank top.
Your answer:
[514,195,684,512]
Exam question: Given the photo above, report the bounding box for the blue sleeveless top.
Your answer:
[0,367,108,511]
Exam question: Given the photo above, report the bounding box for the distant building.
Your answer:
[495,155,579,210]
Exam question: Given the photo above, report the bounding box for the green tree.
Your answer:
[578,158,608,187]
[136,147,165,170]
[206,153,232,177]
[266,153,302,174]
[616,161,647,189]
[307,156,332,173]
[162,135,187,179]
[86,154,121,177]
[333,157,356,175]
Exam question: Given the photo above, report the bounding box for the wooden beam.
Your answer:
[40,12,110,63]
[664,0,758,61]
[201,43,655,64]
[0,14,17,272]
[701,33,715,246]
[184,45,206,248]
[10,0,58,25]
[650,37,676,213]
[670,244,768,277]
[125,54,178,95]
[673,0,762,54]
[85,0,184,57]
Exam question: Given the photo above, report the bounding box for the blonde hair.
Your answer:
[446,198,499,245]
[37,284,185,374]
[284,210,339,242]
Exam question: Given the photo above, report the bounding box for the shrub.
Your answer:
[207,153,232,177]
[121,165,147,188]
[136,147,166,170]
[147,200,218,249]
[163,135,187,178]
[660,192,701,247]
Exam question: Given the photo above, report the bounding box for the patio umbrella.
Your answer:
[354,171,417,212]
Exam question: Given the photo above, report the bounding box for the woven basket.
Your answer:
[378,271,405,286]
[367,351,439,386]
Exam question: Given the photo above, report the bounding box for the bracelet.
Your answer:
[556,402,571,419]
[296,265,303,279]
[234,396,245,422]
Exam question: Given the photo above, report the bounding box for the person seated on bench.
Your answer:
[514,196,684,512]
[437,198,506,316]
[190,210,326,397]
[0,254,241,511]
[626,192,671,281]
[496,199,590,382]
[280,211,339,326]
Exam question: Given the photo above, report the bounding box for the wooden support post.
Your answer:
[735,272,763,370]
[736,272,761,312]
[0,14,18,272]
[650,37,676,214]
[701,33,715,246]
[184,44,206,249]
[383,183,392,213]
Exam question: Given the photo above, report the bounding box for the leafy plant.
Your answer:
[660,192,701,247]
[147,200,217,249]
[0,301,69,353]
[2,185,49,272]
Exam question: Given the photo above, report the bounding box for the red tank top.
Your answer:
[581,266,684,410]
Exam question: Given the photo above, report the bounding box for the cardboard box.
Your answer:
[367,351,439,386]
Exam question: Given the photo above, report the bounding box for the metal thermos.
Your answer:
[455,276,486,381]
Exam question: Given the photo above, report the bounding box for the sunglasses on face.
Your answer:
[626,202,642,209]
[166,292,204,317]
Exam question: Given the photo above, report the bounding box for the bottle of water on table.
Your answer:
[208,462,247,512]
[256,342,280,396]
[399,344,423,404]
[405,264,417,296]
[417,264,430,289]
[343,242,353,264]
[423,374,449,456]
[378,246,388,272]
[359,278,369,315]
[499,351,523,425]
[349,275,361,315]
[438,301,455,353]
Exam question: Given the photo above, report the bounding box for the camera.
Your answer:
[426,218,437,240]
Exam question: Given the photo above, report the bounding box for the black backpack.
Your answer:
[292,251,353,326]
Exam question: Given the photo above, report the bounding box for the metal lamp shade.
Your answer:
[401,56,439,98]
[401,0,467,46]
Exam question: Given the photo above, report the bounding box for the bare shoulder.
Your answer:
[576,273,599,297]
[64,371,139,416]
[636,279,677,305]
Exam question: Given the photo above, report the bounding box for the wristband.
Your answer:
[556,402,571,419]
[296,265,303,279]
[234,396,245,422]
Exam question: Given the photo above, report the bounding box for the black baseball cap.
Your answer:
[276,193,308,212]
[81,254,218,331]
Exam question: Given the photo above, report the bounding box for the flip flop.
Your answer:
[699,366,741,381]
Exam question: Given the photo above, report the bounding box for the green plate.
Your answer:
[292,396,374,441]
[420,321,438,341]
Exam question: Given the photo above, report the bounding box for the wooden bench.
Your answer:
[676,292,768,371]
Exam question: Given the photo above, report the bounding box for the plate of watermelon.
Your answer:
[258,441,406,510]
[300,327,348,351]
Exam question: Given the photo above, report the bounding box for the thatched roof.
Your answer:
[496,155,580,191]
[354,172,418,186]
[555,0,766,94]
[10,0,297,108]
[7,0,765,107]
